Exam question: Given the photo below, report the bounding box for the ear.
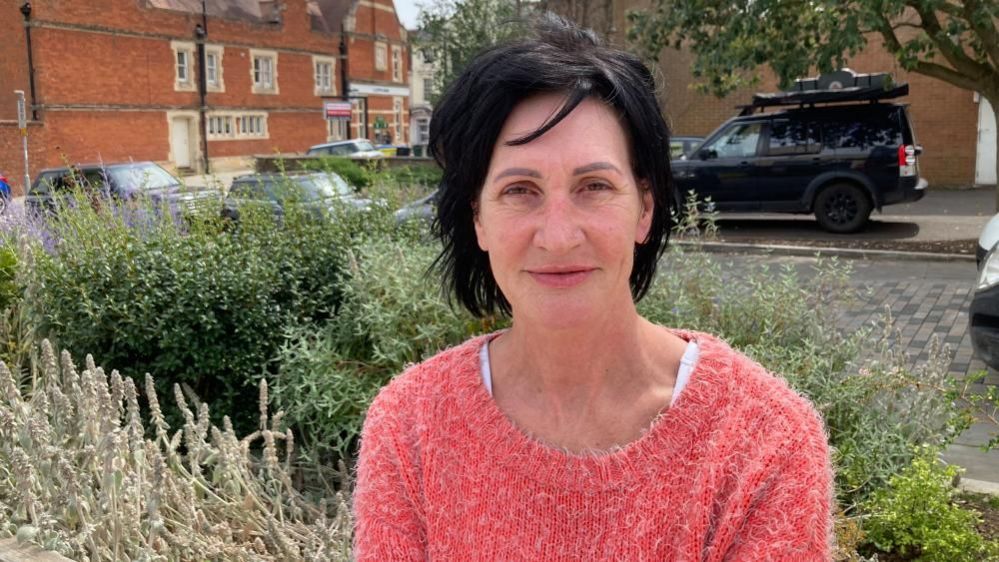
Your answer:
[635,180,654,244]
[472,200,489,252]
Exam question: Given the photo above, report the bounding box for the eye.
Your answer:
[501,183,535,196]
[582,180,613,192]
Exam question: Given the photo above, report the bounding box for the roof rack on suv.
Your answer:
[738,69,909,115]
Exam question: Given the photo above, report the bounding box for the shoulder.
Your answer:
[362,334,489,436]
[684,331,828,449]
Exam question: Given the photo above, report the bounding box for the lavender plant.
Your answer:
[0,340,353,561]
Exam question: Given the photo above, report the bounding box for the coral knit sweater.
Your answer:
[353,330,834,560]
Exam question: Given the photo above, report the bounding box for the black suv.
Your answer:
[671,70,926,233]
[27,161,218,216]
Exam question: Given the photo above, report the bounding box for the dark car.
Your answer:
[223,171,374,223]
[26,161,218,216]
[394,189,439,224]
[971,213,999,370]
[671,70,926,233]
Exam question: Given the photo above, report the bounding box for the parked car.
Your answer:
[222,171,374,223]
[394,188,439,224]
[670,136,703,159]
[671,70,926,233]
[306,139,384,160]
[26,161,218,216]
[971,212,999,370]
[0,172,11,213]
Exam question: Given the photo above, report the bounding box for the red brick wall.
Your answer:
[0,10,30,121]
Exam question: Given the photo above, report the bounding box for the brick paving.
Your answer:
[842,279,993,383]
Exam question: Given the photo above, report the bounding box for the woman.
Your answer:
[353,15,833,560]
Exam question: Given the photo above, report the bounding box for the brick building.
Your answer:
[0,0,410,193]
[600,1,996,188]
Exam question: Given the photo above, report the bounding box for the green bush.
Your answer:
[271,237,503,459]
[862,448,999,561]
[0,246,18,312]
[15,188,398,433]
[303,156,374,189]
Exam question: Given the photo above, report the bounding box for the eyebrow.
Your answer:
[491,161,622,183]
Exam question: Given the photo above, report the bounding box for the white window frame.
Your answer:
[374,42,387,72]
[391,45,403,82]
[207,111,269,141]
[313,55,337,96]
[205,45,225,92]
[393,97,404,144]
[250,49,279,94]
[327,119,349,141]
[171,41,196,92]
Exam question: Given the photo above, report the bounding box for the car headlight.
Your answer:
[979,243,999,290]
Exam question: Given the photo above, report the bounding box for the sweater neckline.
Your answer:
[456,328,732,491]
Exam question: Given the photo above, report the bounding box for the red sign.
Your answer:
[324,101,352,120]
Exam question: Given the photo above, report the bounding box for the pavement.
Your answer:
[700,187,999,492]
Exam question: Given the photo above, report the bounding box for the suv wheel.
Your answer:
[814,183,872,233]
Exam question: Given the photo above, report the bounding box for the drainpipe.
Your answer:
[195,22,210,174]
[20,2,38,121]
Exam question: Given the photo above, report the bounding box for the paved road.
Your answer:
[717,252,998,485]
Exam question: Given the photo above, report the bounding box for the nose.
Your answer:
[532,193,584,253]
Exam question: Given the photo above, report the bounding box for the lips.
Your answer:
[526,266,596,288]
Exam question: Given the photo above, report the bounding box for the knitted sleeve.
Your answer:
[352,386,427,561]
[719,404,834,561]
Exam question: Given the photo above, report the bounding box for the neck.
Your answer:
[492,304,674,403]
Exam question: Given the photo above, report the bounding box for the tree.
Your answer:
[416,0,529,103]
[628,1,999,207]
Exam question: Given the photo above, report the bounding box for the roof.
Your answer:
[145,0,266,20]
[310,0,354,33]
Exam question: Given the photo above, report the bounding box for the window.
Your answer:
[313,56,336,95]
[375,42,387,71]
[208,113,268,140]
[391,45,403,82]
[417,118,429,144]
[327,119,348,141]
[250,50,278,94]
[205,46,224,92]
[703,122,762,159]
[171,41,196,91]
[422,77,433,99]
[177,51,190,83]
[393,97,404,143]
[767,120,821,156]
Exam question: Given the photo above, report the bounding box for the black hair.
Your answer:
[429,13,673,317]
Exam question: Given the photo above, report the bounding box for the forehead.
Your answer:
[492,94,631,165]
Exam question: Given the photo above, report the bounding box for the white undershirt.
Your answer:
[479,339,700,408]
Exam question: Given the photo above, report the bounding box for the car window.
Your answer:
[82,170,112,192]
[354,140,376,152]
[703,123,762,158]
[329,145,353,156]
[823,112,900,152]
[230,180,272,200]
[108,164,180,191]
[670,141,685,158]
[768,120,821,156]
[299,174,353,199]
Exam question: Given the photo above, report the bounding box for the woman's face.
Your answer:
[474,93,653,328]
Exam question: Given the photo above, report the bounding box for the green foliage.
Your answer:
[0,246,18,312]
[271,237,503,459]
[417,0,530,100]
[626,0,999,104]
[15,187,398,434]
[303,156,374,190]
[862,448,999,561]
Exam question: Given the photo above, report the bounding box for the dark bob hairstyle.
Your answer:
[429,13,673,317]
